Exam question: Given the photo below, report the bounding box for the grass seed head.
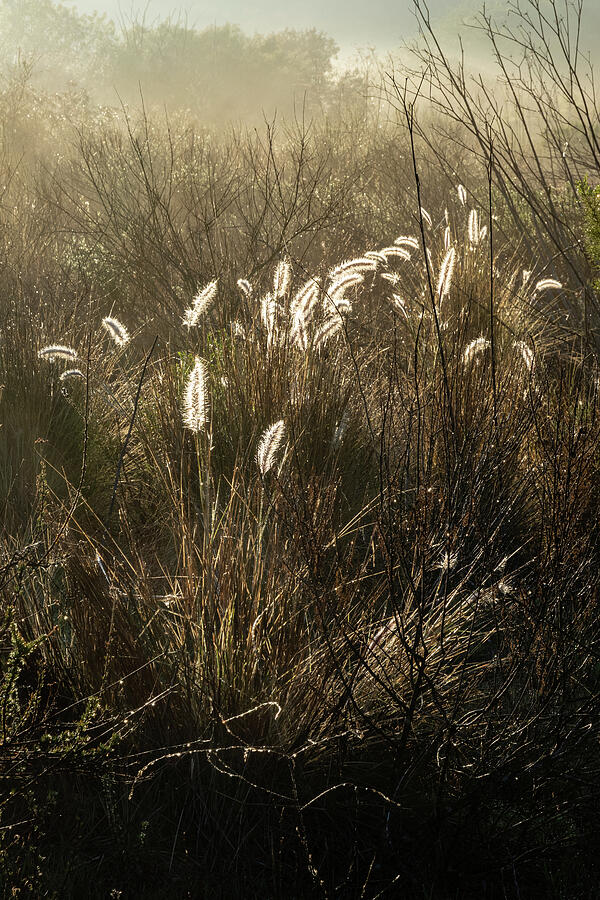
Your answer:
[273,259,291,300]
[463,336,490,364]
[329,257,378,279]
[394,235,419,250]
[237,278,253,298]
[534,278,562,292]
[257,419,286,475]
[380,246,411,263]
[436,246,456,299]
[182,356,209,433]
[468,209,480,246]
[38,344,78,362]
[183,280,218,328]
[102,316,130,346]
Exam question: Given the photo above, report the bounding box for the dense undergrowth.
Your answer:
[1,2,600,897]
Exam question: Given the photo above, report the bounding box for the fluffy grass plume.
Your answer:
[182,356,209,433]
[328,272,363,304]
[260,292,279,344]
[237,278,253,298]
[380,246,411,262]
[468,209,480,245]
[394,235,419,249]
[59,368,84,381]
[256,419,286,474]
[38,344,78,361]
[436,246,456,298]
[364,250,387,264]
[101,316,130,346]
[329,257,378,279]
[290,315,308,351]
[183,280,218,328]
[463,336,490,363]
[534,277,562,292]
[457,184,467,205]
[273,259,291,300]
[290,278,320,324]
[326,296,352,316]
[315,315,343,347]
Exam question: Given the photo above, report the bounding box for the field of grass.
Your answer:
[1,3,600,897]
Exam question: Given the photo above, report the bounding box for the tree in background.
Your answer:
[0,0,116,88]
[0,0,340,119]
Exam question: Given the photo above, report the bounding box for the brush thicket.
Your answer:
[1,71,599,897]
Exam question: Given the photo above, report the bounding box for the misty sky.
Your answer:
[68,0,483,54]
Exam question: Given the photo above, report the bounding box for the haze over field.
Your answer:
[68,0,491,51]
[61,0,600,54]
[2,0,599,120]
